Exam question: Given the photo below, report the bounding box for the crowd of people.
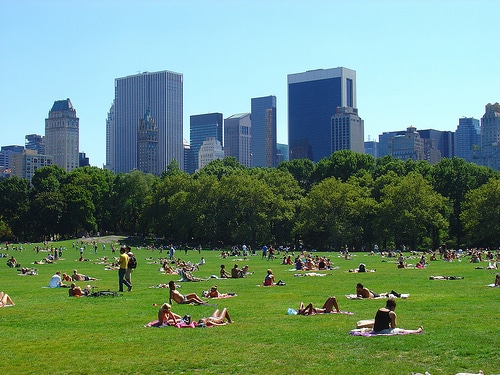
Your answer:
[3,240,499,339]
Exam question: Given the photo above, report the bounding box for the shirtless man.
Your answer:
[356,283,377,298]
[72,269,97,281]
[168,280,206,305]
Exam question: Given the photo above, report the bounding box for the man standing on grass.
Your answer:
[118,246,132,292]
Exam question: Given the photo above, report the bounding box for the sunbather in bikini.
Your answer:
[197,308,232,327]
[158,303,182,325]
[168,280,206,305]
[297,296,340,315]
[0,291,14,307]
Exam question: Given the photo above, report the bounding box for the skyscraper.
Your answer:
[288,67,356,162]
[331,107,364,154]
[45,98,79,172]
[107,70,183,174]
[455,117,480,162]
[251,96,277,167]
[11,149,53,182]
[137,109,159,175]
[189,113,223,174]
[479,102,500,170]
[198,137,224,171]
[224,113,251,167]
[25,134,45,155]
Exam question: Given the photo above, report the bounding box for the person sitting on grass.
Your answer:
[158,303,182,325]
[68,283,91,297]
[231,264,243,278]
[219,264,231,278]
[372,298,423,334]
[49,271,69,288]
[168,280,206,305]
[196,308,232,327]
[297,296,340,315]
[0,291,14,307]
[263,268,277,286]
[72,269,97,281]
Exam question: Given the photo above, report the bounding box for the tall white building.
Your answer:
[198,137,224,171]
[106,70,183,174]
[45,98,79,172]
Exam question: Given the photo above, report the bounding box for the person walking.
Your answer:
[118,246,132,292]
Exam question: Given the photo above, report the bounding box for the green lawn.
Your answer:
[1,238,498,375]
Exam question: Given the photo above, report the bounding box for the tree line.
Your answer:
[1,151,499,251]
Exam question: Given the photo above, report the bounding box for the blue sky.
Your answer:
[1,0,498,167]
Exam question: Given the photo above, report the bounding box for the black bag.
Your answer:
[128,255,137,269]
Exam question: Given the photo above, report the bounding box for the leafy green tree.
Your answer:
[60,183,96,237]
[294,177,376,250]
[376,172,448,251]
[372,155,406,180]
[460,178,500,246]
[215,174,275,246]
[146,173,198,242]
[111,170,156,235]
[250,168,303,246]
[0,216,12,240]
[277,158,315,192]
[66,167,115,234]
[195,157,247,180]
[312,150,375,183]
[161,159,186,178]
[430,157,498,246]
[30,165,66,193]
[29,191,66,240]
[0,176,30,238]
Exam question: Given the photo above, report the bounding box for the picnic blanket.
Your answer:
[345,293,409,300]
[287,308,354,315]
[349,328,423,337]
[144,320,196,328]
[208,294,237,299]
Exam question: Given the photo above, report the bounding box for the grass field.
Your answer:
[1,238,498,375]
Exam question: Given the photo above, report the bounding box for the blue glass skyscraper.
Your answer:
[455,117,480,162]
[288,67,356,162]
[189,113,223,174]
[251,96,277,167]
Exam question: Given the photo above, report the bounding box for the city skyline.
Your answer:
[1,1,499,167]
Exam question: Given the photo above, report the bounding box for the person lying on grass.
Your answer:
[356,283,400,298]
[158,303,182,325]
[202,285,236,298]
[0,291,14,307]
[68,283,91,297]
[196,308,232,327]
[169,280,207,305]
[72,269,97,281]
[297,296,340,315]
[372,298,422,334]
